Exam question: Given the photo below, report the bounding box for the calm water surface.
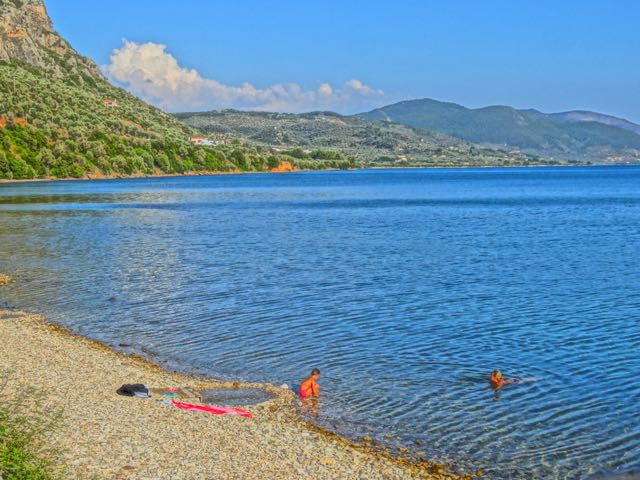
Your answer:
[1,167,639,479]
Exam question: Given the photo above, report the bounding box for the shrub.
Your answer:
[0,375,64,479]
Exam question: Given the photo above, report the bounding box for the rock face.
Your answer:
[0,0,101,77]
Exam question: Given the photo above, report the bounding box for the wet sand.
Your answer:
[0,309,468,480]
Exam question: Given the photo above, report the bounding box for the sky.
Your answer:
[46,0,640,120]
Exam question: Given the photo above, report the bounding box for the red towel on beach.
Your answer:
[171,400,252,418]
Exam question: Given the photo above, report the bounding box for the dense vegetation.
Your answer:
[175,109,546,168]
[0,60,358,180]
[359,99,640,163]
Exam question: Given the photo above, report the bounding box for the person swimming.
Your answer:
[490,370,542,391]
[490,370,512,388]
[299,368,321,398]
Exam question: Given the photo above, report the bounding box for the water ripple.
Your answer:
[1,167,640,479]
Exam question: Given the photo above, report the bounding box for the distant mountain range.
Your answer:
[549,110,640,136]
[178,100,640,167]
[358,99,640,163]
[175,110,541,168]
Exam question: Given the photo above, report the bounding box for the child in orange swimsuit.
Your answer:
[490,370,514,388]
[299,368,321,398]
[490,370,504,387]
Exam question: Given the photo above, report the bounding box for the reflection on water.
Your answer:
[1,168,640,479]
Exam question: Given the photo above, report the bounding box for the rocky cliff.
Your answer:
[0,0,100,77]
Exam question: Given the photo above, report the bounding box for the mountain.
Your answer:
[0,0,99,77]
[0,0,308,179]
[175,109,544,168]
[358,99,640,163]
[3,0,632,179]
[550,111,640,136]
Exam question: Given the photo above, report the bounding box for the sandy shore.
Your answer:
[0,310,468,480]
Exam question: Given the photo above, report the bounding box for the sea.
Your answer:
[1,166,639,479]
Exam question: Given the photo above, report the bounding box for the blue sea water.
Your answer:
[0,167,639,479]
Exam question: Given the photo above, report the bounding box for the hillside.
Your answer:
[549,111,640,136]
[175,109,545,168]
[358,99,640,163]
[0,0,330,180]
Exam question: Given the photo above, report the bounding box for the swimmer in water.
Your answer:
[299,368,321,398]
[490,370,514,389]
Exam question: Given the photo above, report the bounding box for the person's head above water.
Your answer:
[490,370,503,383]
[311,368,321,378]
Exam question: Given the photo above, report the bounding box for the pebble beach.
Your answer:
[0,309,467,480]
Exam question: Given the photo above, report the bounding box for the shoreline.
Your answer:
[0,162,628,185]
[0,307,469,479]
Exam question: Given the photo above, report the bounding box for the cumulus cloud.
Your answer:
[104,40,385,113]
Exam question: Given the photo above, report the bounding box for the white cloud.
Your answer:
[104,40,385,113]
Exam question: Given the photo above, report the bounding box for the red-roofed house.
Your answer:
[190,136,214,146]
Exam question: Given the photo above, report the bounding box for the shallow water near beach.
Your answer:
[1,167,639,479]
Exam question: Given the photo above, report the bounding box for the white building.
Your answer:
[190,136,215,146]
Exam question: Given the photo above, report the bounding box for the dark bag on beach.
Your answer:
[116,383,148,397]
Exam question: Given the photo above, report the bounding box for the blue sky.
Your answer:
[46,0,640,119]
